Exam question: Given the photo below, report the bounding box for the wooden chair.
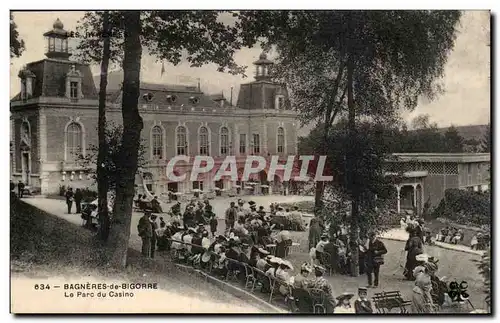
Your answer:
[225,258,242,283]
[243,264,257,290]
[372,291,412,313]
[252,268,275,297]
[309,288,327,314]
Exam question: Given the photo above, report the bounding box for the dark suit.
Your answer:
[366,239,387,287]
[137,216,153,257]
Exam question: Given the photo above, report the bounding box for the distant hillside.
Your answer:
[437,124,488,142]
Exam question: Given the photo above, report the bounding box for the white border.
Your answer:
[3,2,498,322]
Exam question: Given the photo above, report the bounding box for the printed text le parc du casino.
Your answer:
[162,155,333,182]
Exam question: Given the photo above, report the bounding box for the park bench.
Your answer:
[372,290,412,313]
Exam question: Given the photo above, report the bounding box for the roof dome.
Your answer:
[259,52,267,60]
[53,18,64,29]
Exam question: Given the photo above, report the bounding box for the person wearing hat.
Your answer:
[335,293,355,313]
[212,234,228,254]
[183,227,196,254]
[354,287,373,313]
[273,224,292,258]
[308,215,323,250]
[411,264,435,313]
[149,214,159,259]
[404,229,424,281]
[252,247,269,270]
[225,202,237,232]
[292,263,312,289]
[238,243,251,264]
[257,206,266,218]
[137,210,153,258]
[171,201,181,215]
[170,228,185,252]
[310,265,336,313]
[275,206,285,218]
[266,257,282,277]
[289,206,305,231]
[194,203,207,226]
[183,206,195,229]
[366,232,387,288]
[276,260,294,296]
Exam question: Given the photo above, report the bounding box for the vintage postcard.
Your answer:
[9,10,491,314]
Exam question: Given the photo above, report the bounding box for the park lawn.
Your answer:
[10,200,269,313]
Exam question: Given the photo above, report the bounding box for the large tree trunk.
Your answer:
[346,14,360,277]
[97,11,111,241]
[313,119,329,215]
[106,11,143,268]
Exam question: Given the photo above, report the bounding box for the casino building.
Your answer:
[10,19,299,196]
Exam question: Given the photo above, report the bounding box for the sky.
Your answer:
[10,10,491,135]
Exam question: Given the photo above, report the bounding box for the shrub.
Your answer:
[472,248,491,311]
[80,188,98,202]
[431,189,490,227]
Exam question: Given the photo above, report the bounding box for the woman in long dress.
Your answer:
[404,229,423,280]
[309,217,322,250]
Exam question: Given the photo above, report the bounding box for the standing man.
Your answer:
[17,180,25,198]
[225,202,237,232]
[366,232,387,288]
[74,188,83,214]
[65,187,74,214]
[150,214,159,259]
[137,210,153,258]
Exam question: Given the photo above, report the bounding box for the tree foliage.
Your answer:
[299,114,469,155]
[238,10,462,276]
[431,188,491,227]
[472,248,491,311]
[75,122,147,190]
[10,13,25,59]
[481,123,491,153]
[443,125,464,153]
[75,10,252,267]
[75,11,245,75]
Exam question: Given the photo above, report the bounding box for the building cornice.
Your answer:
[389,153,490,163]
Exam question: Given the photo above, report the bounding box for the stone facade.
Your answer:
[10,20,299,196]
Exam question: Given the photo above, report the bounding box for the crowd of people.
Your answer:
[136,198,382,313]
[401,215,490,251]
[402,219,458,313]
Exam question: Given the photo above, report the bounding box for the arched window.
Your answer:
[277,127,285,154]
[66,122,82,161]
[176,126,188,155]
[151,126,163,159]
[220,126,229,155]
[199,126,209,156]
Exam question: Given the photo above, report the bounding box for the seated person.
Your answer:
[151,196,163,213]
